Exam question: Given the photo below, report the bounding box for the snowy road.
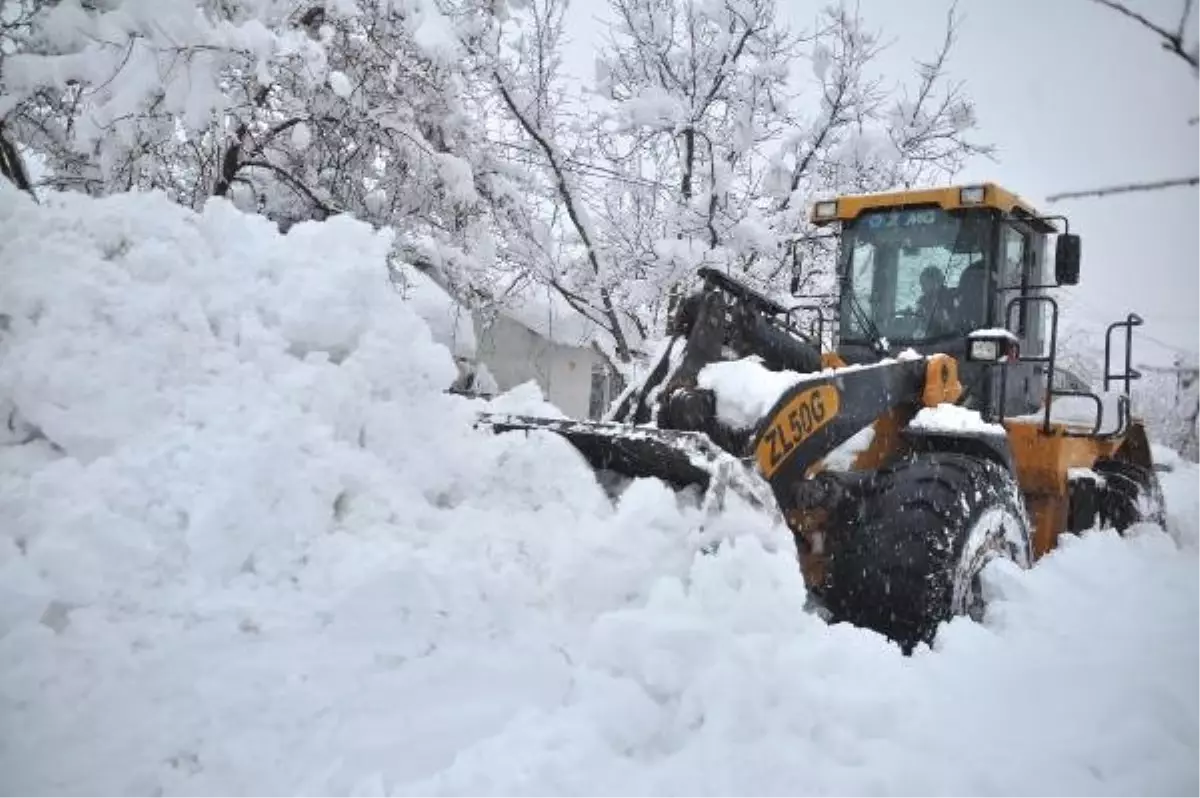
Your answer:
[1,188,1196,796]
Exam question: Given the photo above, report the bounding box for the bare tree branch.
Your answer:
[1048,2,1195,201]
[0,122,37,201]
[240,159,335,216]
[492,70,633,362]
[1087,0,1198,70]
[1046,176,1199,202]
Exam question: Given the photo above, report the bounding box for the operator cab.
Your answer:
[809,183,1071,417]
[840,205,993,345]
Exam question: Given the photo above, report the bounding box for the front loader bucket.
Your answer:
[475,412,779,514]
[477,412,723,490]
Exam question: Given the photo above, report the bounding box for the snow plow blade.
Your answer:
[475,412,778,512]
[476,412,724,491]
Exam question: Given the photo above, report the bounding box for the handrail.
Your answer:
[1104,313,1144,394]
[999,295,1132,439]
[1002,295,1059,433]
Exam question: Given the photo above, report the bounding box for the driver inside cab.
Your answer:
[914,265,956,337]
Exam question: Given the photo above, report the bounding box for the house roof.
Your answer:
[480,275,626,364]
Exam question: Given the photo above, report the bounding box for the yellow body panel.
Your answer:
[849,407,908,472]
[756,384,841,478]
[820,351,847,369]
[1003,418,1123,557]
[811,182,1050,229]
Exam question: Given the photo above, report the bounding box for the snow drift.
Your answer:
[0,186,1196,796]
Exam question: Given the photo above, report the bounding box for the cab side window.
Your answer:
[1003,227,1027,287]
[1002,226,1030,331]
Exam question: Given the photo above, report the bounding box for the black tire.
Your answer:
[823,452,1033,654]
[1093,459,1166,532]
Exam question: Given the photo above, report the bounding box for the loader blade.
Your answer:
[477,412,724,492]
[475,412,781,515]
[476,411,787,567]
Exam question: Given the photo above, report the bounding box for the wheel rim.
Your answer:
[966,572,987,622]
[951,506,1031,618]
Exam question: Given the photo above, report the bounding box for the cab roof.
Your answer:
[811,182,1056,233]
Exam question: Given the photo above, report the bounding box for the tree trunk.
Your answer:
[0,123,37,200]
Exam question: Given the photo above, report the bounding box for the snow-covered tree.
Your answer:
[483,0,990,356]
[587,0,803,327]
[3,0,990,365]
[1,0,330,199]
[1136,359,1199,461]
[0,0,545,303]
[480,0,644,360]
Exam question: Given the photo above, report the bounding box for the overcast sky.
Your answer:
[562,0,1198,366]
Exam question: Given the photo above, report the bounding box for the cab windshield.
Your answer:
[839,207,991,344]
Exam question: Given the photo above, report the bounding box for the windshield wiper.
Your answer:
[851,292,889,355]
[839,263,889,357]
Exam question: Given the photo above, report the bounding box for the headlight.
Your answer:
[968,339,999,361]
[960,185,986,205]
[966,329,1020,363]
[813,200,838,219]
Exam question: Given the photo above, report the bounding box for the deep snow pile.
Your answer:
[0,187,1196,796]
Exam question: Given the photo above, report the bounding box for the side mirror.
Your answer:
[1055,234,1081,286]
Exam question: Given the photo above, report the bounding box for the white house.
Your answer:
[471,309,623,420]
[469,281,627,420]
[395,263,624,420]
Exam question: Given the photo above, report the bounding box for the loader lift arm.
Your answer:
[478,268,964,518]
[474,262,1024,655]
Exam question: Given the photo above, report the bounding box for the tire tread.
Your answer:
[823,452,1030,653]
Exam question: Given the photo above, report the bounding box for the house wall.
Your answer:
[473,313,612,419]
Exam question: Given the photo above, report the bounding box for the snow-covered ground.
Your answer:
[0,187,1196,796]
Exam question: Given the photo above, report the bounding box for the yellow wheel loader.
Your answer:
[478,182,1163,653]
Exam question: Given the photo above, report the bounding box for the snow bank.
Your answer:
[0,186,1196,796]
[1155,445,1200,550]
[0,185,779,794]
[410,524,1199,797]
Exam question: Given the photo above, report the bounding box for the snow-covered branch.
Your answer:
[1046,176,1200,202]
[491,66,634,361]
[2,0,990,359]
[1088,0,1198,70]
